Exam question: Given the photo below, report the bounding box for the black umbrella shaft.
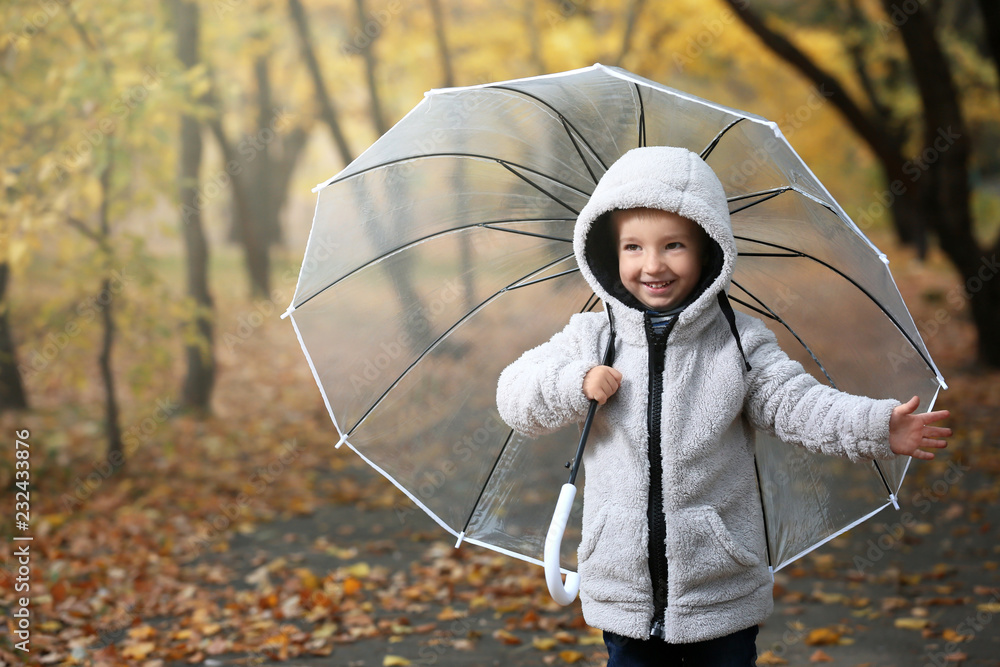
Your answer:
[567,309,616,485]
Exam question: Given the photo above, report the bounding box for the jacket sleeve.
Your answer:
[496,312,607,438]
[740,316,900,462]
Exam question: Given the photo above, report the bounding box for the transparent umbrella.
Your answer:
[283,64,946,602]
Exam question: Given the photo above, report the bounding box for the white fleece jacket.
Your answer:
[496,147,899,643]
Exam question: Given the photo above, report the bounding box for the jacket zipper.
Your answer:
[645,314,671,639]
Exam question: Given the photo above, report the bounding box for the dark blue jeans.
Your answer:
[604,625,758,666]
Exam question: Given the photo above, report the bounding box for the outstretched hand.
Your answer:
[583,365,622,405]
[889,396,951,460]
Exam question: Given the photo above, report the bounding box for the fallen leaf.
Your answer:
[533,637,557,650]
[805,628,841,646]
[493,629,522,645]
[558,650,585,663]
[756,650,789,665]
[942,628,972,642]
[977,602,1000,613]
[809,649,834,662]
[121,642,156,660]
[894,618,930,630]
[944,652,968,663]
[383,656,411,666]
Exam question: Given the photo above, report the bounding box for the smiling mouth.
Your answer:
[644,281,674,289]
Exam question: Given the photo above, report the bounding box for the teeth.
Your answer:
[646,281,672,288]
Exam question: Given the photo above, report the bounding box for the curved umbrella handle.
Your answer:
[544,483,580,605]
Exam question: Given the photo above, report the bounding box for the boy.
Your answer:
[496,147,950,666]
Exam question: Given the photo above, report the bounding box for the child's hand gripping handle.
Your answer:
[544,482,579,605]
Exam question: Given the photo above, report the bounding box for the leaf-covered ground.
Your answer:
[1,243,999,667]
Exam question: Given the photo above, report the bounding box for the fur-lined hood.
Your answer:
[573,146,734,344]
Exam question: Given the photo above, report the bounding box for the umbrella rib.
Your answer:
[732,235,937,374]
[487,85,610,171]
[506,267,580,291]
[753,453,774,570]
[634,83,646,148]
[727,295,778,321]
[479,224,572,244]
[727,187,792,203]
[345,251,578,437]
[458,428,516,540]
[581,292,600,313]
[560,115,599,185]
[730,279,838,388]
[700,118,744,160]
[292,219,574,310]
[326,152,593,198]
[498,161,580,215]
[728,188,792,215]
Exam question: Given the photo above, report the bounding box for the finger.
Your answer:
[609,368,623,382]
[900,395,920,414]
[921,410,951,424]
[921,438,948,448]
[922,426,952,438]
[913,448,935,460]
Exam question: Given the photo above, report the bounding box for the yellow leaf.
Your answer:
[559,650,586,663]
[977,602,1000,613]
[579,635,604,645]
[347,562,372,578]
[533,637,557,650]
[121,641,156,660]
[383,656,411,666]
[756,650,789,665]
[894,617,930,630]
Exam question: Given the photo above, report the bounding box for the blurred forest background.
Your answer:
[1,0,1000,665]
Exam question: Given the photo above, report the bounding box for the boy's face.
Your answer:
[612,208,706,311]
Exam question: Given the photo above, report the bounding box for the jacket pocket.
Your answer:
[667,505,761,607]
[577,506,607,564]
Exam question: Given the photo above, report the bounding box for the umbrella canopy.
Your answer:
[284,64,946,576]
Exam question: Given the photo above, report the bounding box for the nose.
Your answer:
[643,251,666,274]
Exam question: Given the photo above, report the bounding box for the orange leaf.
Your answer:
[493,629,522,645]
[809,649,834,662]
[805,628,841,646]
[343,577,363,596]
[558,650,585,663]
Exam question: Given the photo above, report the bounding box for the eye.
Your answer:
[666,242,684,250]
[623,243,640,251]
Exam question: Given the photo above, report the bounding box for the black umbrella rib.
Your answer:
[753,453,774,570]
[458,428,515,541]
[480,224,573,243]
[326,152,592,198]
[727,295,777,321]
[701,118,744,160]
[346,251,578,436]
[488,85,610,171]
[292,219,574,310]
[728,187,792,215]
[498,161,580,215]
[635,83,646,148]
[730,279,838,388]
[506,267,580,290]
[732,234,936,373]
[581,292,600,313]
[561,115,600,185]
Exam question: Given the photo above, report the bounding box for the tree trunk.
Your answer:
[175,0,215,411]
[0,263,28,411]
[98,157,124,459]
